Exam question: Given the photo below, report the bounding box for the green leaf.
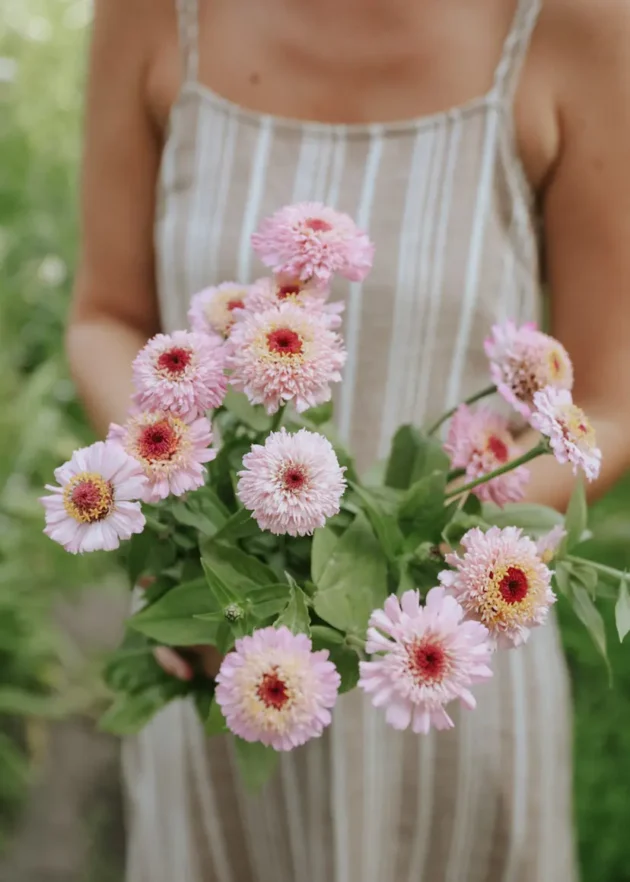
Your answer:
[215,621,236,655]
[350,482,404,561]
[396,557,416,596]
[302,401,333,425]
[276,576,311,635]
[311,526,339,583]
[310,625,345,645]
[569,581,610,676]
[564,478,588,550]
[126,529,157,586]
[572,564,598,600]
[222,387,272,431]
[615,576,630,642]
[314,514,387,633]
[200,541,277,593]
[553,562,572,597]
[398,471,448,546]
[205,698,229,736]
[384,425,422,489]
[201,559,241,609]
[233,738,279,792]
[250,583,292,620]
[99,689,175,736]
[0,688,63,718]
[483,502,565,538]
[170,489,228,536]
[129,579,220,645]
[410,435,450,484]
[212,507,260,542]
[442,511,488,548]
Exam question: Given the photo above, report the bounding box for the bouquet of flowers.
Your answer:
[41,203,629,788]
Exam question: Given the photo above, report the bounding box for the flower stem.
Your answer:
[447,467,466,483]
[566,555,626,583]
[427,385,497,437]
[270,407,285,433]
[444,442,549,501]
[346,634,367,657]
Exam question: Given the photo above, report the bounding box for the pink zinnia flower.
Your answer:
[444,404,529,506]
[226,302,346,414]
[530,387,601,481]
[244,276,344,329]
[439,526,556,648]
[536,525,567,564]
[187,282,251,341]
[358,587,493,734]
[215,625,341,750]
[132,331,227,419]
[237,428,346,536]
[251,202,374,287]
[107,410,215,503]
[40,441,147,554]
[485,320,573,417]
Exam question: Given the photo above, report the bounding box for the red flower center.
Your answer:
[281,465,307,493]
[157,346,192,376]
[498,566,529,604]
[266,328,304,356]
[257,670,290,710]
[227,299,244,312]
[305,217,332,233]
[487,434,509,462]
[137,420,179,462]
[65,475,114,523]
[277,284,301,300]
[408,639,447,684]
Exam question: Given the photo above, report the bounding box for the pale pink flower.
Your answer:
[439,526,556,648]
[108,410,215,503]
[237,428,346,536]
[530,387,601,481]
[226,302,346,414]
[358,587,493,734]
[485,320,573,417]
[251,202,374,287]
[132,331,227,418]
[40,441,147,554]
[187,282,251,341]
[215,625,341,750]
[444,404,529,506]
[244,276,344,329]
[536,525,567,564]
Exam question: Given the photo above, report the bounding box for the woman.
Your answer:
[67,0,630,879]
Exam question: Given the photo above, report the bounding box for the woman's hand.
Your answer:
[153,645,223,681]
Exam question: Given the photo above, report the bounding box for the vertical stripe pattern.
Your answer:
[124,0,576,880]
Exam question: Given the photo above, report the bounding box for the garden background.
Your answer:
[1,2,629,879]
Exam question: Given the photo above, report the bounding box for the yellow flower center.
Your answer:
[63,473,114,523]
[560,404,596,448]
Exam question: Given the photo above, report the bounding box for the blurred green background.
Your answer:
[0,2,629,879]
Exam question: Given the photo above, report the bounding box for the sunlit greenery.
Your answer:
[1,2,629,877]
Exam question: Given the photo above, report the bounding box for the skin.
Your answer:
[68,0,630,677]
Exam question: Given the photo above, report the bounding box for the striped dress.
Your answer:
[123,0,578,879]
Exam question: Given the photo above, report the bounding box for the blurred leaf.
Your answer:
[200,540,277,591]
[212,507,260,542]
[233,738,279,792]
[350,482,404,561]
[205,698,228,736]
[569,581,610,678]
[483,502,564,538]
[250,583,291,620]
[311,526,338,583]
[398,471,449,547]
[384,425,422,489]
[563,478,588,551]
[170,489,228,536]
[615,576,630,643]
[222,388,272,432]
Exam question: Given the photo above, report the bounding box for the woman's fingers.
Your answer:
[153,646,194,681]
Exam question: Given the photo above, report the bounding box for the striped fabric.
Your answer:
[122,0,578,879]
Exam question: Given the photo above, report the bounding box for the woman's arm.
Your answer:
[67,0,163,434]
[521,0,630,509]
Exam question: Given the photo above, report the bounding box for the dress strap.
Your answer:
[493,0,542,102]
[175,0,199,83]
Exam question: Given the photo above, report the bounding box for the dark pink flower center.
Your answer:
[138,420,179,462]
[267,328,304,356]
[277,284,302,300]
[64,475,114,523]
[305,217,332,233]
[281,465,307,493]
[157,346,192,376]
[408,639,447,684]
[498,566,529,604]
[227,299,244,312]
[257,670,290,710]
[487,434,509,462]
